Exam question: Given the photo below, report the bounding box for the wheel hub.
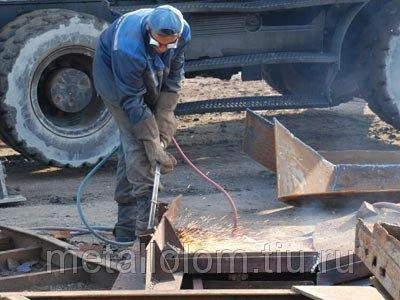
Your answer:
[46,68,93,113]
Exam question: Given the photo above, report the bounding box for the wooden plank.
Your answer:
[292,286,385,300]
[0,267,89,292]
[0,246,42,266]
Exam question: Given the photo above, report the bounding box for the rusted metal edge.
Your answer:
[243,110,400,170]
[243,110,400,206]
[274,119,400,206]
[316,254,371,285]
[142,194,319,290]
[0,162,26,205]
[355,220,400,300]
[165,251,319,274]
[292,286,385,300]
[145,216,184,290]
[242,109,276,172]
[0,226,118,292]
[112,196,183,291]
[0,289,304,299]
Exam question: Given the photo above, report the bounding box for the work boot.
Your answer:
[135,194,152,236]
[114,203,137,243]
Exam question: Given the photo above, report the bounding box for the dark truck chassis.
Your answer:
[0,0,398,166]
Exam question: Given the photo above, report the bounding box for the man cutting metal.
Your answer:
[92,5,191,243]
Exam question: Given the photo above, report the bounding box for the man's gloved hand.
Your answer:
[155,92,179,147]
[143,138,177,174]
[131,115,177,174]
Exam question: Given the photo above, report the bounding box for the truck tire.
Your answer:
[0,9,119,167]
[359,1,400,128]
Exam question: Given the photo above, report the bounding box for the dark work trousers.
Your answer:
[92,48,153,235]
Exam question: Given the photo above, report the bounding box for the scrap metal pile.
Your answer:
[0,197,398,299]
[0,111,399,299]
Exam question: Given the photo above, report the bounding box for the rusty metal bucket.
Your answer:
[243,110,400,207]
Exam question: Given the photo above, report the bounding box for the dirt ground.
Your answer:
[1,74,400,257]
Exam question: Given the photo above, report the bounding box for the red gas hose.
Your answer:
[172,137,239,231]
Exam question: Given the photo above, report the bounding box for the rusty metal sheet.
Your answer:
[274,118,400,206]
[274,118,335,202]
[242,109,276,172]
[145,217,184,290]
[0,226,117,291]
[164,196,183,224]
[316,254,371,285]
[113,196,183,291]
[243,110,400,206]
[242,111,400,173]
[319,150,400,165]
[165,251,318,275]
[355,220,400,300]
[0,289,306,299]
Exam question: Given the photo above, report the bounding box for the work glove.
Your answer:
[131,115,177,174]
[155,92,179,147]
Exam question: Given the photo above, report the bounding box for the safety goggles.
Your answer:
[149,34,179,49]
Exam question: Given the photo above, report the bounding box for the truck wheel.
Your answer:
[359,1,400,128]
[0,9,119,167]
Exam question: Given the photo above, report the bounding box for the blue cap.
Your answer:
[148,5,184,35]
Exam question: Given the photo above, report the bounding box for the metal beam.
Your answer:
[0,290,308,299]
[355,221,400,299]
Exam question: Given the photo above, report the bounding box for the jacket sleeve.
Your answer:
[111,49,153,125]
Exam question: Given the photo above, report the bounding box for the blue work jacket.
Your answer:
[94,8,191,125]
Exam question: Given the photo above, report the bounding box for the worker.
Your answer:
[92,5,191,242]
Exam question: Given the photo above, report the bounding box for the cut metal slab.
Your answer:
[355,221,400,300]
[243,110,400,171]
[165,251,318,275]
[292,286,385,300]
[0,290,306,299]
[243,110,400,206]
[242,109,276,172]
[112,196,183,291]
[316,254,371,285]
[274,119,400,206]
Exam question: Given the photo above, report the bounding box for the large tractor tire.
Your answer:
[358,1,400,128]
[0,9,119,167]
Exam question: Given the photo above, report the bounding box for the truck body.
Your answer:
[0,0,398,166]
